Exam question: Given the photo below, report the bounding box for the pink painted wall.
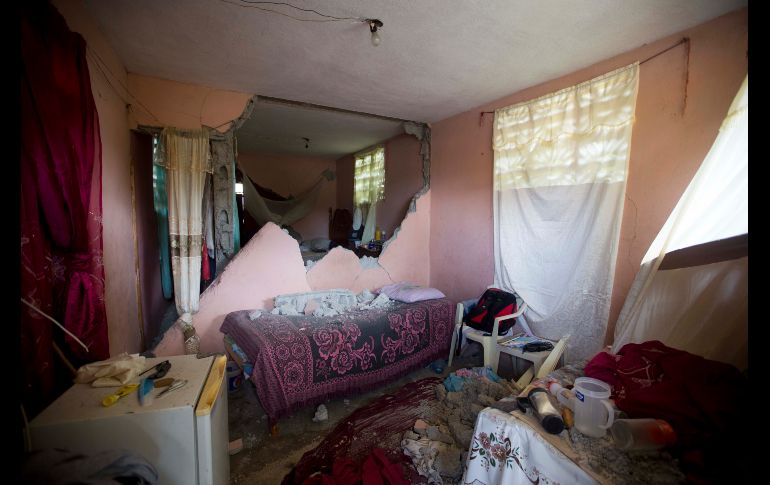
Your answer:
[238,152,337,240]
[336,154,354,214]
[336,134,423,237]
[428,8,748,345]
[127,73,253,133]
[53,0,142,355]
[154,191,431,356]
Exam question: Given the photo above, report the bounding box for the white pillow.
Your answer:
[379,282,446,303]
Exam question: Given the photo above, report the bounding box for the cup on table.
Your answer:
[610,418,676,451]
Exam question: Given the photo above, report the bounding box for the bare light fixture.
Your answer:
[368,19,383,46]
[302,137,310,149]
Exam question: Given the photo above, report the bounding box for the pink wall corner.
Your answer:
[238,152,337,240]
[380,135,424,237]
[350,267,395,293]
[336,154,355,214]
[154,223,312,356]
[306,247,363,290]
[379,191,431,288]
[54,0,142,356]
[127,73,253,133]
[428,8,748,344]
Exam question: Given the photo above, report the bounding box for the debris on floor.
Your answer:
[228,438,243,456]
[400,367,522,484]
[312,404,328,422]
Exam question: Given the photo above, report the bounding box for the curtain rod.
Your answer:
[480,37,690,117]
[135,125,230,141]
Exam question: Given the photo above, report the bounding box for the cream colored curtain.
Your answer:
[493,63,639,362]
[354,145,385,206]
[355,145,385,244]
[613,76,748,369]
[158,128,211,315]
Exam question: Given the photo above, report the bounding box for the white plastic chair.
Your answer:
[510,334,571,389]
[447,297,528,372]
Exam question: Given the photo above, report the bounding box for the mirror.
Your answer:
[233,98,427,266]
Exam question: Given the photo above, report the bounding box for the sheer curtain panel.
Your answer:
[493,64,639,362]
[613,76,747,369]
[158,128,212,315]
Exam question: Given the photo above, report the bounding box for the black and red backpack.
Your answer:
[464,288,519,335]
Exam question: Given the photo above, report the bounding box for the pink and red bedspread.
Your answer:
[220,298,454,423]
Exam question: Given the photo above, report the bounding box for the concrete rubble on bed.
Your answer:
[269,288,393,317]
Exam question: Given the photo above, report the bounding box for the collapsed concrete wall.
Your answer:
[153,191,432,356]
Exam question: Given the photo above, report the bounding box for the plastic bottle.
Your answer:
[610,419,676,451]
[548,381,576,410]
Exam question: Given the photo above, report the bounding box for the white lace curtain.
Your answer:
[158,127,211,315]
[493,63,639,362]
[354,145,385,206]
[354,145,385,244]
[613,76,748,369]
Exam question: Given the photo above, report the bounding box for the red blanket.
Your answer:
[585,340,748,483]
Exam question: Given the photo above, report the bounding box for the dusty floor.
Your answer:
[227,350,487,485]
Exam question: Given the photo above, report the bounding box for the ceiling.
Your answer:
[236,100,403,157]
[84,0,746,153]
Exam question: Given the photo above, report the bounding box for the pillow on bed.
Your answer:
[379,282,445,303]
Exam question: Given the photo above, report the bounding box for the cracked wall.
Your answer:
[153,190,431,356]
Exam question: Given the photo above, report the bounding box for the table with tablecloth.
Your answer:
[461,364,686,485]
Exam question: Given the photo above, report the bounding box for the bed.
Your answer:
[219,298,454,424]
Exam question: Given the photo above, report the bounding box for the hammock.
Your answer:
[242,169,335,227]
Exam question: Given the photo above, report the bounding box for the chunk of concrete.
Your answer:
[435,445,463,480]
[435,383,447,402]
[478,394,497,407]
[448,420,474,450]
[312,404,328,422]
[426,426,455,445]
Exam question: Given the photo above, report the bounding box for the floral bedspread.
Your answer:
[220,298,454,422]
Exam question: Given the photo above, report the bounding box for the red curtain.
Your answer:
[21,2,109,415]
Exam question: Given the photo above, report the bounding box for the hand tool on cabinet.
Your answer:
[101,384,139,407]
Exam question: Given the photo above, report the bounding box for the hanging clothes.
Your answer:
[202,173,215,261]
[201,173,213,282]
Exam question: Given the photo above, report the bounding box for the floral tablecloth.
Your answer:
[461,362,685,485]
[462,408,605,485]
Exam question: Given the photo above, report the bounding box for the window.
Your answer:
[354,145,385,206]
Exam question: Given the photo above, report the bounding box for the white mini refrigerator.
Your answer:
[29,354,230,485]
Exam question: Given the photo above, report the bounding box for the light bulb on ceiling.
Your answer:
[368,19,383,47]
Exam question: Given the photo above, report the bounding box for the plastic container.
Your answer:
[226,361,242,393]
[611,419,676,451]
[572,377,615,438]
[548,382,576,411]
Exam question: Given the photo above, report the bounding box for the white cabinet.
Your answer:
[29,354,230,485]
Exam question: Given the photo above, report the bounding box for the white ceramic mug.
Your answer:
[571,377,615,438]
